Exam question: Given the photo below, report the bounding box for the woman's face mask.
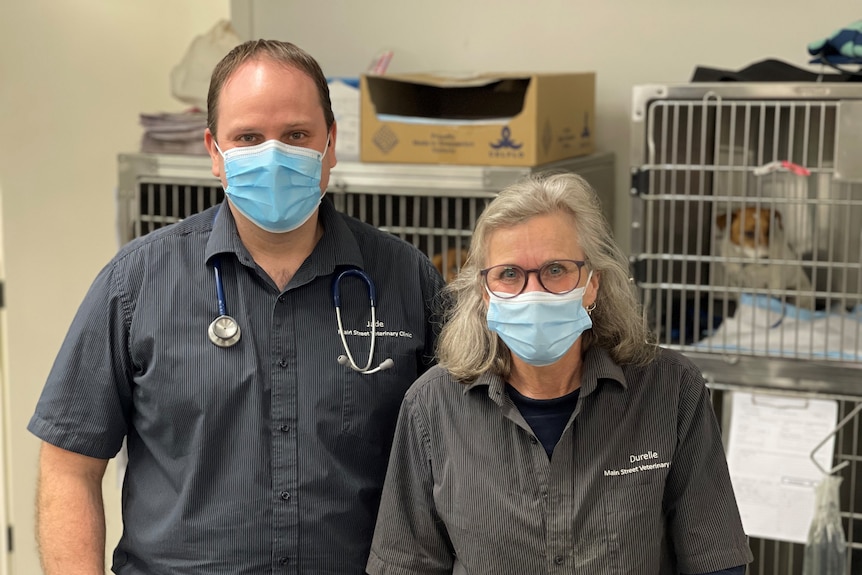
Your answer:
[486,272,593,366]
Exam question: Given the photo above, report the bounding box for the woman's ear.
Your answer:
[587,271,600,306]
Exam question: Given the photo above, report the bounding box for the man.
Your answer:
[29,40,444,574]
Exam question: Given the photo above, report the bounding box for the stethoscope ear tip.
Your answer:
[337,353,394,374]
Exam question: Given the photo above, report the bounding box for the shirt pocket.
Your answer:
[601,480,666,575]
[340,349,419,450]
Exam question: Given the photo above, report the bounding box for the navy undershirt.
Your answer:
[506,384,580,458]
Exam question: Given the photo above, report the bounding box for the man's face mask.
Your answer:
[215,138,329,233]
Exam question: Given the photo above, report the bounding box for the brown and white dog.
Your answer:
[716,206,814,309]
[432,246,468,283]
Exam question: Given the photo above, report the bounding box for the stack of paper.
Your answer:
[139,111,208,155]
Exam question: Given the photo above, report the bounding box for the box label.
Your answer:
[488,126,525,161]
[372,125,399,154]
[425,132,476,155]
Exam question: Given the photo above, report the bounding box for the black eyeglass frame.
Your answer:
[479,259,589,299]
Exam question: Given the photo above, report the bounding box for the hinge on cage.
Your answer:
[629,256,647,285]
[630,168,649,196]
[7,525,12,552]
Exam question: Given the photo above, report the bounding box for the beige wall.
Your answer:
[0,1,229,572]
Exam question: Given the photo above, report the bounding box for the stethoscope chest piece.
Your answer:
[208,314,241,348]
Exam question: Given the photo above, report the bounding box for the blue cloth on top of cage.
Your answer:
[808,20,862,64]
[695,294,862,361]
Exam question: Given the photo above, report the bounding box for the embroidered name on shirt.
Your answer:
[630,450,658,463]
[603,451,670,476]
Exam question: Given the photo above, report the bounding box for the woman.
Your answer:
[366,173,752,575]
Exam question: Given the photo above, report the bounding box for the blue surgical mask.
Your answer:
[216,138,329,233]
[486,273,593,367]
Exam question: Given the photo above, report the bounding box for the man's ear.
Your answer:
[327,121,338,168]
[204,129,223,179]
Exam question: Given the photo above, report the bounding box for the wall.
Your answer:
[231,0,861,249]
[0,1,229,572]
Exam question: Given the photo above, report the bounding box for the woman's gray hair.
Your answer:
[437,172,657,383]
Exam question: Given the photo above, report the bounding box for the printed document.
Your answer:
[725,391,839,543]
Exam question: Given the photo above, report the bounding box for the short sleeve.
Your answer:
[27,259,133,459]
[665,367,753,573]
[367,390,453,575]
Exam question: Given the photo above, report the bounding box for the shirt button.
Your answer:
[279,424,290,432]
[278,556,288,565]
[278,359,288,368]
[280,491,290,501]
[554,555,565,565]
[278,295,286,303]
[529,436,538,445]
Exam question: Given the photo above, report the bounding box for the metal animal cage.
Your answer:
[116,152,616,275]
[631,83,862,575]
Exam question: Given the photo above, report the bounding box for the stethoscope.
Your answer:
[208,257,242,348]
[206,212,393,374]
[332,268,394,374]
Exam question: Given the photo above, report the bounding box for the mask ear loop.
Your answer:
[321,132,332,160]
[582,268,596,315]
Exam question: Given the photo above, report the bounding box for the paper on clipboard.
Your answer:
[725,391,839,544]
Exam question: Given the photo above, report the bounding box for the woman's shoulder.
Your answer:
[621,347,707,393]
[654,347,701,372]
[405,364,463,401]
[402,364,494,416]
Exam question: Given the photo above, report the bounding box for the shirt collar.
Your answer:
[580,346,628,394]
[204,201,246,264]
[464,345,628,404]
[465,371,507,405]
[204,199,366,276]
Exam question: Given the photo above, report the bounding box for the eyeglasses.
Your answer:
[480,259,588,299]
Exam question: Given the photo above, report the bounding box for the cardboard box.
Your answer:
[360,72,595,167]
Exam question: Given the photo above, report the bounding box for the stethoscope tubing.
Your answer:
[332,268,386,374]
[213,257,229,316]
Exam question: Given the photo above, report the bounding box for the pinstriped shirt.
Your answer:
[29,199,444,574]
[368,347,753,575]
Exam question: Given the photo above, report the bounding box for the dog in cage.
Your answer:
[432,244,470,283]
[716,206,815,310]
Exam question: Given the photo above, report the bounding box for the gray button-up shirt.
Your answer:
[29,199,444,574]
[368,347,753,575]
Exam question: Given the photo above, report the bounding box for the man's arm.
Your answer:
[37,442,109,575]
